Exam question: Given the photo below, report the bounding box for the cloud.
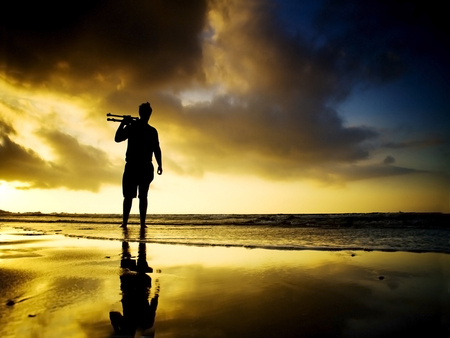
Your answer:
[149,0,427,182]
[0,119,16,136]
[0,119,120,191]
[0,123,52,187]
[383,156,396,165]
[0,0,208,90]
[1,0,446,189]
[313,0,450,85]
[155,93,378,181]
[382,138,446,149]
[337,163,423,182]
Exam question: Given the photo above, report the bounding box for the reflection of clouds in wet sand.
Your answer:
[0,230,118,337]
[0,228,448,337]
[153,250,450,337]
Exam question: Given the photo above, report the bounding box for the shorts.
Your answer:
[122,162,154,199]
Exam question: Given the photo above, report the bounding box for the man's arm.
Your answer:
[154,144,163,175]
[154,130,163,175]
[114,117,132,142]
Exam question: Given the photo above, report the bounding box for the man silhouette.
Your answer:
[115,102,162,228]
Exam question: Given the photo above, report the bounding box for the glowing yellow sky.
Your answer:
[0,0,448,213]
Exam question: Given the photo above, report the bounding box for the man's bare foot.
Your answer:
[120,223,127,228]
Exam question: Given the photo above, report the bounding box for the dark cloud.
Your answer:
[383,155,396,165]
[35,129,120,190]
[156,93,378,180]
[343,164,422,181]
[0,124,52,186]
[0,119,120,191]
[148,0,431,182]
[313,0,450,87]
[0,119,16,136]
[2,0,446,188]
[101,0,445,184]
[382,138,446,149]
[0,0,208,88]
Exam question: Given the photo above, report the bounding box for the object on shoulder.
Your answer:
[107,113,139,123]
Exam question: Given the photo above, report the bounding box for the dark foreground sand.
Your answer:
[0,226,449,338]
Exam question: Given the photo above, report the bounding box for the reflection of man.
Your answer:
[110,228,159,337]
[115,102,163,228]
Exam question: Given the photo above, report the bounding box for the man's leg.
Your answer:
[139,197,148,228]
[121,163,137,227]
[138,164,153,228]
[121,197,133,227]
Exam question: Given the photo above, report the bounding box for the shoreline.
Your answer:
[1,226,449,337]
[15,227,450,254]
[6,221,450,254]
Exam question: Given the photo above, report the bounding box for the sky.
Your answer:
[0,0,449,214]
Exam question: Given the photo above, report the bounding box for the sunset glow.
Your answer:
[1,0,449,213]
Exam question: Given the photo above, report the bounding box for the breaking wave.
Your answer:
[1,212,449,253]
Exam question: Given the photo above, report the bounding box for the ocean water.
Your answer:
[0,212,449,253]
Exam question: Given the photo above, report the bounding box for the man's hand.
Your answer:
[157,166,163,175]
[121,116,133,126]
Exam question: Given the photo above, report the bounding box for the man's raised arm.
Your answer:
[114,117,132,142]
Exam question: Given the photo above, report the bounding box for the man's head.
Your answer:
[139,102,152,121]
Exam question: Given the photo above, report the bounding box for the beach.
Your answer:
[0,224,449,337]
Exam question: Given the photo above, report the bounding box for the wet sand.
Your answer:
[0,226,449,337]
